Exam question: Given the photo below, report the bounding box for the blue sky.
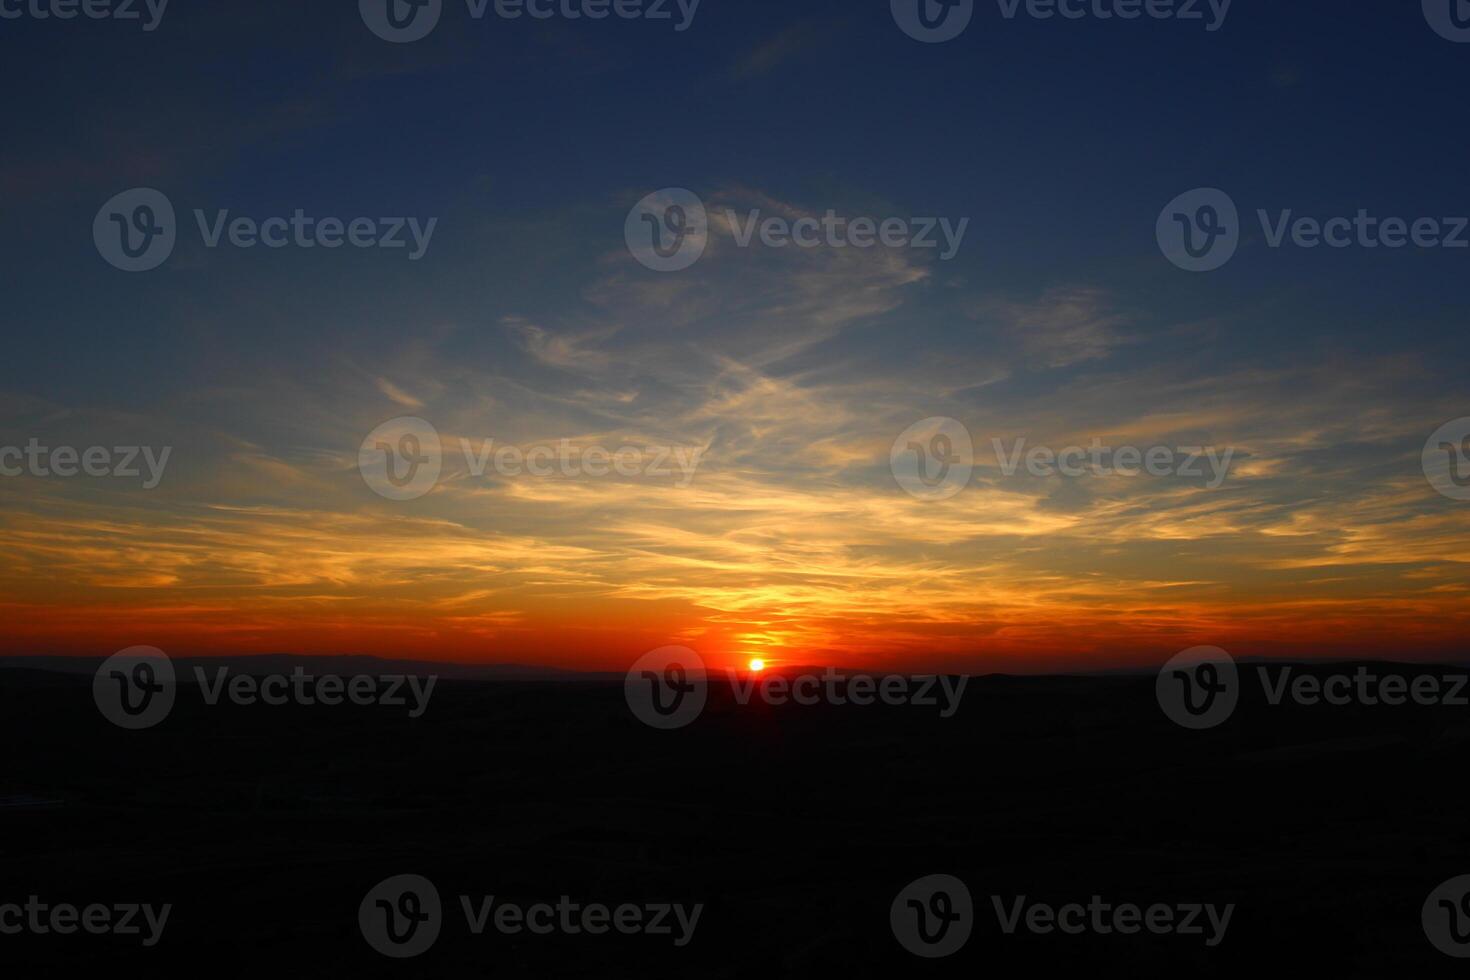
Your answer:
[0,0,1467,669]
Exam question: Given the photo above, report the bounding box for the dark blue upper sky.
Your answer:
[3,1,1466,411]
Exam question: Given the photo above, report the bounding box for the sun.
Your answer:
[747,658,765,672]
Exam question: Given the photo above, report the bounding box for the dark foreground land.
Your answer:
[3,659,1470,977]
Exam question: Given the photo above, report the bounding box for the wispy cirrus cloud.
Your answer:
[2,185,1466,670]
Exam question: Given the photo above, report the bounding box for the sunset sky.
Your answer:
[1,1,1466,672]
